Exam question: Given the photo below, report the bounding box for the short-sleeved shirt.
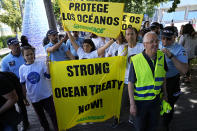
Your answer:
[44,42,69,61]
[179,34,197,59]
[1,53,25,78]
[118,43,144,84]
[91,37,110,49]
[66,37,84,57]
[128,51,168,83]
[19,61,51,103]
[77,47,98,59]
[159,42,188,78]
[106,42,126,57]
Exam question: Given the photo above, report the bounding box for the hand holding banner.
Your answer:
[50,56,126,130]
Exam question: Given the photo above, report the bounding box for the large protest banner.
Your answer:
[50,56,126,130]
[122,13,144,32]
[59,0,124,38]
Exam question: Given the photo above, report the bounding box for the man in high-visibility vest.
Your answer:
[128,31,168,131]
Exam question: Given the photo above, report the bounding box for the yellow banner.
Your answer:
[122,13,144,32]
[59,0,124,38]
[50,56,126,130]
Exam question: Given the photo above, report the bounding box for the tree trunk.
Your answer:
[43,0,57,31]
[19,0,23,20]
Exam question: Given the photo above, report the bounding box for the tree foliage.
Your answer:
[168,0,181,12]
[0,0,22,33]
[101,0,180,16]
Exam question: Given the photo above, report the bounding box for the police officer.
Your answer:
[128,32,168,131]
[150,22,161,36]
[45,29,75,61]
[1,38,30,131]
[160,26,188,131]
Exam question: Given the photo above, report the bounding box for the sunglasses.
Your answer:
[162,37,172,41]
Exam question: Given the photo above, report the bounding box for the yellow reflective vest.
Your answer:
[132,50,166,100]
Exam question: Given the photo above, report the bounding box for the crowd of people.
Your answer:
[0,21,197,131]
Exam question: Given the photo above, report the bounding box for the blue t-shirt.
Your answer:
[1,52,25,78]
[45,42,69,61]
[66,37,84,57]
[159,43,188,78]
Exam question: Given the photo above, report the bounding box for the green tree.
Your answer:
[0,0,22,34]
[101,0,180,17]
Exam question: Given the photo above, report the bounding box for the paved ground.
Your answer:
[16,66,197,131]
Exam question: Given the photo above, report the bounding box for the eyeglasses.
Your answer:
[144,39,159,44]
[162,37,172,41]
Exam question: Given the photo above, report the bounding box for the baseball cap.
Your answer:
[142,28,151,34]
[47,29,58,36]
[161,26,175,38]
[7,37,20,46]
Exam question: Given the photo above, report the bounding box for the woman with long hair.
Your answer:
[179,23,197,82]
[66,30,115,59]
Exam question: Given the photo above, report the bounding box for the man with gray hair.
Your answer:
[128,32,168,131]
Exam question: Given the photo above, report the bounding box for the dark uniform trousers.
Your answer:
[162,74,180,127]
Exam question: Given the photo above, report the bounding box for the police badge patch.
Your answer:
[9,61,15,66]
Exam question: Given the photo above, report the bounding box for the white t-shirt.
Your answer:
[118,43,144,84]
[179,34,197,59]
[91,37,110,49]
[77,47,98,59]
[19,61,52,103]
[92,37,104,49]
[106,42,126,57]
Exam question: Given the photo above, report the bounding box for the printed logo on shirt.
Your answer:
[157,64,163,67]
[27,72,40,84]
[9,61,15,66]
[158,56,162,61]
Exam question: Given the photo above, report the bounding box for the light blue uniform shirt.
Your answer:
[66,37,84,57]
[159,42,188,78]
[1,52,25,78]
[45,42,69,61]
